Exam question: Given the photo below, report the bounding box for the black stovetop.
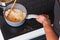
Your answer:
[0,16,43,40]
[0,0,55,40]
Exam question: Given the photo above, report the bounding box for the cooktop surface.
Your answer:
[0,16,43,40]
[0,0,54,40]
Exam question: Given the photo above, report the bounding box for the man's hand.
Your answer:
[36,14,59,40]
[36,14,51,26]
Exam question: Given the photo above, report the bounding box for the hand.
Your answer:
[36,14,51,25]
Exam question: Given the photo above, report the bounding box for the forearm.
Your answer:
[43,23,58,40]
[36,15,59,40]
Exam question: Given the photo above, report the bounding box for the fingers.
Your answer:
[41,14,49,19]
[36,15,43,23]
[36,14,50,24]
[36,15,46,24]
[36,15,47,20]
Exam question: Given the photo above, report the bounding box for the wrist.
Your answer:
[42,21,51,26]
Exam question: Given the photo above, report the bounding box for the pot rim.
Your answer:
[0,0,13,3]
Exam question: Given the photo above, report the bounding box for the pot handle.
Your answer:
[0,3,6,10]
[1,2,6,6]
[26,14,37,19]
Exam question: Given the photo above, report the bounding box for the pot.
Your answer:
[0,0,13,10]
[4,3,37,27]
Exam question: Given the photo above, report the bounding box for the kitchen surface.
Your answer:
[0,0,55,40]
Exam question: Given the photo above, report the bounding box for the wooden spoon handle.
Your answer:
[11,0,17,10]
[7,0,16,17]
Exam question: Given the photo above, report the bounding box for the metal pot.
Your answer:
[4,3,37,27]
[0,0,13,10]
[0,0,12,5]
